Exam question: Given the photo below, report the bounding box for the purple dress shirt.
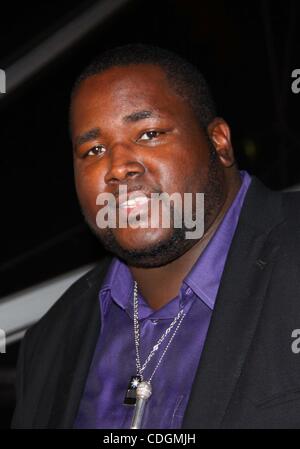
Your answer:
[74,171,252,429]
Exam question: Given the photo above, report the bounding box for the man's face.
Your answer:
[70,64,226,267]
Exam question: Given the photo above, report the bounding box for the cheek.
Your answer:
[181,148,211,191]
[155,148,208,195]
[74,164,106,218]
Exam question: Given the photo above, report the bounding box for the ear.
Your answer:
[207,118,235,168]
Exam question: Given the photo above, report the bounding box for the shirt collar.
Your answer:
[100,171,252,315]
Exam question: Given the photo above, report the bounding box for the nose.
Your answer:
[104,142,145,185]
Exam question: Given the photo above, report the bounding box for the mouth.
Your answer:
[116,190,152,212]
[119,196,150,211]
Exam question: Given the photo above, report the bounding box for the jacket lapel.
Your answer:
[182,178,284,428]
[47,256,113,428]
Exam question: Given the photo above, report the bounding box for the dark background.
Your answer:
[0,0,299,429]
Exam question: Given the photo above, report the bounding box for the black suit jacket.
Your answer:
[11,177,300,428]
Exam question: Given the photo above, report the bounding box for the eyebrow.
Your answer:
[122,110,156,123]
[75,127,101,147]
[75,110,159,148]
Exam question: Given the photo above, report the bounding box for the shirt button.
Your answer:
[151,319,158,324]
[185,287,193,296]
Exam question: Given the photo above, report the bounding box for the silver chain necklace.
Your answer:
[133,281,186,381]
[124,280,186,428]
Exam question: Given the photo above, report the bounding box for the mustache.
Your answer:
[112,183,162,199]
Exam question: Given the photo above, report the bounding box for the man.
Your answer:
[12,44,300,429]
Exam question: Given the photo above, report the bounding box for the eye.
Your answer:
[139,130,162,141]
[86,145,106,157]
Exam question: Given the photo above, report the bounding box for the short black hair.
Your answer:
[70,43,217,130]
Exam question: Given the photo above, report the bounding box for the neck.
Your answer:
[129,172,242,310]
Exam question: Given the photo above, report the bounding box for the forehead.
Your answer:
[70,64,192,126]
[75,63,174,99]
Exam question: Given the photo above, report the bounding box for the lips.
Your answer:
[116,189,152,209]
[119,196,149,209]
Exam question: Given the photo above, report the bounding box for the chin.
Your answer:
[96,225,196,268]
[111,227,173,252]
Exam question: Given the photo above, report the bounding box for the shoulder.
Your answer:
[241,177,300,231]
[281,190,300,220]
[23,255,113,351]
[278,191,300,256]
